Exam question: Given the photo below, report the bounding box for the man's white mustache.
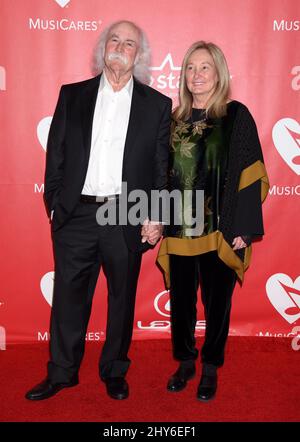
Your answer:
[107,53,128,65]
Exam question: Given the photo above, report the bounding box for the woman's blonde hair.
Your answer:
[173,41,231,121]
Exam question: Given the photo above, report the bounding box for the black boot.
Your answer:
[167,360,196,392]
[197,363,217,401]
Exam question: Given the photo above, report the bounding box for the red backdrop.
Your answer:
[0,0,300,346]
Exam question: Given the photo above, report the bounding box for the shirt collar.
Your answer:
[99,70,133,97]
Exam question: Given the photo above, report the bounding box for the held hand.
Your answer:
[232,236,247,251]
[147,223,163,245]
[141,219,150,243]
[141,220,163,245]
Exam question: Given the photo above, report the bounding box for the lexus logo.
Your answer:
[154,290,171,317]
[0,326,6,350]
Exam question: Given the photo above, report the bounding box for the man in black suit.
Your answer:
[26,20,172,401]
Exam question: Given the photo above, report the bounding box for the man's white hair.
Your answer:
[91,20,151,85]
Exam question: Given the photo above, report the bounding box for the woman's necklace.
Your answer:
[190,108,210,135]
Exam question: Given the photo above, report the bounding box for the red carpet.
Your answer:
[0,337,299,422]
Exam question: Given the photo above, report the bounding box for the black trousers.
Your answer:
[47,201,142,383]
[169,251,237,367]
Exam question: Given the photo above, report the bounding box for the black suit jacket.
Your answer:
[44,74,172,251]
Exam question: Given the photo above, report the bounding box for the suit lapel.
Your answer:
[81,74,101,159]
[122,79,147,166]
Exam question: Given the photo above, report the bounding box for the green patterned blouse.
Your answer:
[167,105,235,239]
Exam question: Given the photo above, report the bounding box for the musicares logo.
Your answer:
[266,273,300,324]
[272,118,300,175]
[40,272,55,306]
[37,116,52,151]
[54,0,71,7]
[0,66,6,91]
[291,65,300,91]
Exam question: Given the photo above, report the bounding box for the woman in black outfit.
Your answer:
[157,41,269,401]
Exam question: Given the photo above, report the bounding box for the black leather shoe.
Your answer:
[167,361,196,392]
[25,378,79,401]
[197,364,217,401]
[103,377,129,400]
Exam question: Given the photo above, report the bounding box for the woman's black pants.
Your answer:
[169,251,237,367]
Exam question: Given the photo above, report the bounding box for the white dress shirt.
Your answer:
[81,72,133,196]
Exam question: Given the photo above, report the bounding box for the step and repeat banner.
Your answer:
[0,0,299,346]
